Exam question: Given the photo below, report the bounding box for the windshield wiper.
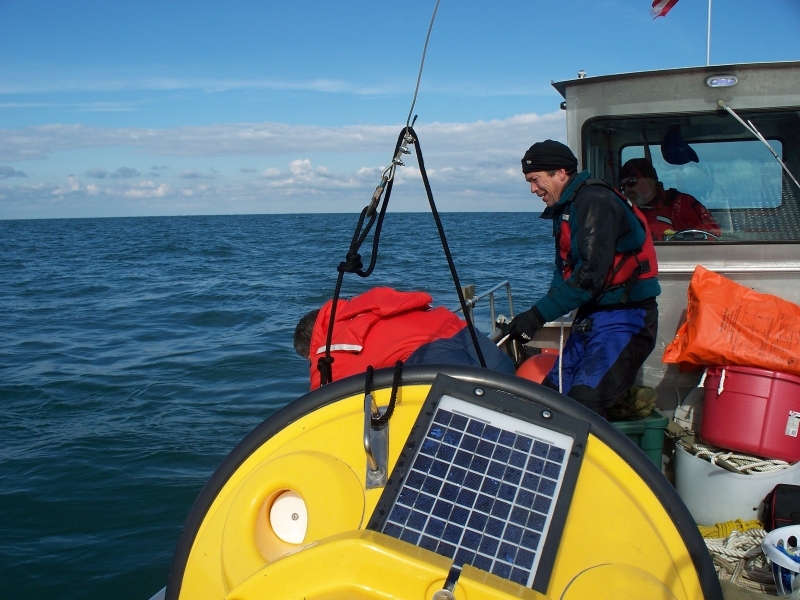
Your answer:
[717,100,800,191]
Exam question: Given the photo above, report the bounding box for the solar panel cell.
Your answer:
[425,518,446,537]
[443,523,463,544]
[521,530,540,550]
[441,483,460,502]
[466,420,484,436]
[429,425,445,440]
[527,457,545,474]
[433,409,452,425]
[498,483,516,502]
[447,466,467,485]
[420,439,439,456]
[482,425,501,442]
[533,495,551,513]
[527,513,546,532]
[450,414,469,430]
[510,506,529,526]
[437,444,456,462]
[443,429,463,446]
[464,469,483,489]
[514,436,533,452]
[516,549,535,569]
[476,440,495,457]
[415,492,436,512]
[407,510,428,531]
[390,505,410,524]
[430,460,449,478]
[455,548,476,565]
[433,499,453,520]
[509,450,527,468]
[470,456,489,473]
[492,561,512,578]
[511,568,528,585]
[486,517,505,537]
[543,461,561,479]
[450,506,469,525]
[420,535,439,551]
[499,542,519,564]
[492,445,511,463]
[539,478,556,496]
[401,529,421,544]
[503,467,523,485]
[533,441,549,457]
[479,536,499,555]
[438,541,457,558]
[422,477,442,495]
[454,449,473,468]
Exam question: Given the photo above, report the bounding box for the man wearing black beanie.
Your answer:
[506,140,661,418]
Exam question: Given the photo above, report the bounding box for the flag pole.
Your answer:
[706,0,712,66]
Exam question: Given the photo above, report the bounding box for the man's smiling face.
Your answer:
[524,169,568,208]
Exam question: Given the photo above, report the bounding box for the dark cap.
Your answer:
[619,158,659,182]
[521,140,578,174]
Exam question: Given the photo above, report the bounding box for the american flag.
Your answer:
[651,0,679,18]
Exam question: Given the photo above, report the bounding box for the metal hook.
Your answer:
[363,393,388,487]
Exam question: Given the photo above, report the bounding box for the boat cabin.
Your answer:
[551,61,800,408]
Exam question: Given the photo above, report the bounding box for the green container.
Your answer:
[611,408,668,467]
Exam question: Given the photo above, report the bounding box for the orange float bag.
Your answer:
[663,265,800,375]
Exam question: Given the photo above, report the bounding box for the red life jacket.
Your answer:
[639,188,722,241]
[309,287,466,390]
[557,180,658,300]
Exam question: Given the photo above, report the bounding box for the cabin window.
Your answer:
[583,110,800,242]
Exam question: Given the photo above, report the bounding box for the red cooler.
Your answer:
[700,365,800,462]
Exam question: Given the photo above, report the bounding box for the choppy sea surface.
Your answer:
[0,212,553,599]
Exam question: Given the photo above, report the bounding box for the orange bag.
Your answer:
[663,265,800,375]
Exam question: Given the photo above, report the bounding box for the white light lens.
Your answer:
[269,490,307,544]
[706,75,738,88]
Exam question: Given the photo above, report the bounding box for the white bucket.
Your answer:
[674,444,800,526]
[762,526,800,595]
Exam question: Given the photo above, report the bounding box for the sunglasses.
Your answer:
[620,178,638,189]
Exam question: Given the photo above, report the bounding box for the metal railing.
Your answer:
[451,280,515,335]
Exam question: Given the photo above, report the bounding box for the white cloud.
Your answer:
[121,181,169,198]
[0,111,567,217]
[0,111,565,161]
[261,168,281,178]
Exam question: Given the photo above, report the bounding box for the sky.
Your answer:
[0,0,799,219]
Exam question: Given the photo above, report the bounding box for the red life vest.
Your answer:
[639,188,722,241]
[557,181,658,298]
[309,287,466,390]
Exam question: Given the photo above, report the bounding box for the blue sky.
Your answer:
[1,0,798,219]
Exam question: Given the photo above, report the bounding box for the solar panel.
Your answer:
[369,375,587,592]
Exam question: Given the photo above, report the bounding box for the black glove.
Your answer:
[507,307,545,343]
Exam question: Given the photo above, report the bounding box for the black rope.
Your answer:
[364,361,403,427]
[317,130,408,385]
[406,126,487,369]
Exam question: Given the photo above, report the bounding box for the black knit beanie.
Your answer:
[619,158,659,182]
[521,140,578,173]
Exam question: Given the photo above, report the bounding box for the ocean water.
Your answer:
[0,212,553,599]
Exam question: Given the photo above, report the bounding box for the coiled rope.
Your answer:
[688,442,793,474]
[704,528,776,594]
